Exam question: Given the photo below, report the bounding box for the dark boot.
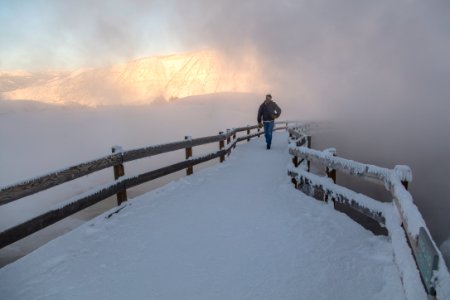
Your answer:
[267,144,271,149]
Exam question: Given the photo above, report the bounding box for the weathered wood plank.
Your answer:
[288,170,386,225]
[236,132,261,142]
[0,134,230,207]
[293,174,387,235]
[122,135,224,163]
[0,154,122,206]
[123,151,224,190]
[0,183,121,248]
[0,149,227,248]
[0,121,298,247]
[0,122,296,207]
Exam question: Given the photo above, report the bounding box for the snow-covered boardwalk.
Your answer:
[0,133,406,299]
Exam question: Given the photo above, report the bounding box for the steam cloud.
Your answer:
[2,1,450,243]
[166,0,450,244]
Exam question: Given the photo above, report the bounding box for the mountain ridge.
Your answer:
[1,50,268,107]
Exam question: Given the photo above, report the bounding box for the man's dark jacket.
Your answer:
[257,100,282,123]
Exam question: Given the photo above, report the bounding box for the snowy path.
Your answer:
[0,133,406,300]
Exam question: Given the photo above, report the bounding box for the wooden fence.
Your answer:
[287,126,444,299]
[0,122,295,249]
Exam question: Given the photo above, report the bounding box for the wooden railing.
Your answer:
[0,121,297,249]
[287,126,447,299]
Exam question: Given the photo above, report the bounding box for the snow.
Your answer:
[0,133,407,300]
[288,133,450,299]
[383,209,427,300]
[287,166,427,299]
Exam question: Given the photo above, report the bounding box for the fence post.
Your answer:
[326,151,337,184]
[401,181,408,190]
[219,131,225,163]
[307,136,312,172]
[233,130,237,149]
[185,136,193,175]
[327,167,337,184]
[291,177,298,188]
[247,125,251,142]
[257,127,261,137]
[226,129,231,156]
[293,156,299,168]
[112,146,127,205]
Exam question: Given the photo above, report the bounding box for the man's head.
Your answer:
[265,94,272,101]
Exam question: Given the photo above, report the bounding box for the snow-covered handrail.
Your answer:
[288,146,413,190]
[287,127,450,299]
[0,121,306,249]
[0,121,293,206]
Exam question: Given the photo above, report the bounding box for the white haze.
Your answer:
[0,93,299,266]
[165,0,450,245]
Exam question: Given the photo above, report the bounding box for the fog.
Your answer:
[0,94,272,266]
[1,1,450,263]
[164,1,450,244]
[174,1,450,236]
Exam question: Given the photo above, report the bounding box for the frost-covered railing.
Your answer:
[287,126,450,300]
[0,121,299,249]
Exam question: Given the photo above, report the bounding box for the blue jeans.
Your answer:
[263,121,275,146]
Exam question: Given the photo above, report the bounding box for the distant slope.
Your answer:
[0,71,66,94]
[1,50,268,106]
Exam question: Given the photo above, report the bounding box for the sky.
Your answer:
[0,0,181,71]
[1,0,450,242]
[1,0,449,113]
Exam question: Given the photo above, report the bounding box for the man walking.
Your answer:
[257,94,282,149]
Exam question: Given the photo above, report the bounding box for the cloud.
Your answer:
[165,0,450,116]
[159,0,450,244]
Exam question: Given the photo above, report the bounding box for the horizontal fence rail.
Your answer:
[0,121,301,249]
[0,155,123,206]
[286,126,449,299]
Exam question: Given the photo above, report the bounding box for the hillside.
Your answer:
[0,50,268,106]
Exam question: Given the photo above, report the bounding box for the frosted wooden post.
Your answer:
[112,146,127,205]
[291,177,298,188]
[247,125,251,142]
[219,131,225,163]
[232,130,237,149]
[292,155,299,168]
[327,167,337,184]
[401,181,408,190]
[185,136,193,175]
[307,136,312,172]
[326,150,337,184]
[394,165,411,190]
[257,127,261,137]
[226,129,231,156]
